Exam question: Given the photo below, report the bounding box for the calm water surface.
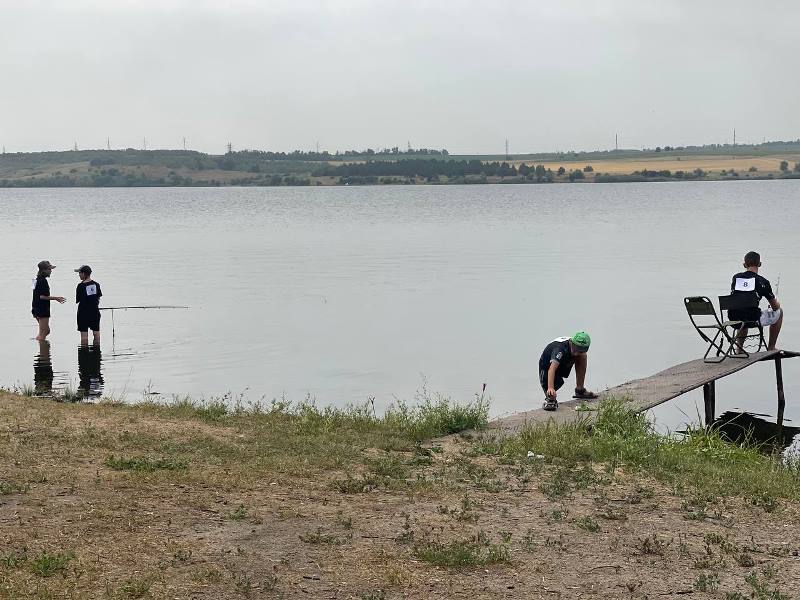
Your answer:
[1,182,798,433]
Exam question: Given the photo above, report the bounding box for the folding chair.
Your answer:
[684,296,746,363]
[718,292,767,353]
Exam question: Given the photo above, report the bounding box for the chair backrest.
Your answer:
[685,296,717,316]
[719,291,759,312]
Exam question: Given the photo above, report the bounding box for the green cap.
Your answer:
[570,331,591,353]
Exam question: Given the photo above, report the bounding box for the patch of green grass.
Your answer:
[705,532,738,554]
[55,386,84,403]
[637,533,670,556]
[155,385,488,441]
[598,507,628,521]
[413,539,509,567]
[227,504,248,521]
[541,507,568,524]
[693,572,720,592]
[750,491,779,512]
[359,591,386,600]
[30,551,75,577]
[0,550,27,569]
[0,480,28,495]
[299,527,350,545]
[119,576,153,598]
[383,383,490,439]
[744,566,790,599]
[540,468,573,500]
[14,383,36,396]
[573,516,600,533]
[233,572,252,594]
[492,400,800,502]
[521,529,537,551]
[127,389,487,479]
[104,455,188,472]
[437,493,480,522]
[736,553,756,567]
[366,453,409,480]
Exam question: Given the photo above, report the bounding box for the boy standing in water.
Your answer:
[75,265,103,345]
[32,260,66,341]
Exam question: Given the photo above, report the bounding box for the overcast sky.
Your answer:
[1,0,798,155]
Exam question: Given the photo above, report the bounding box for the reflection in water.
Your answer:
[712,411,800,452]
[33,340,54,395]
[77,345,104,398]
[31,342,104,400]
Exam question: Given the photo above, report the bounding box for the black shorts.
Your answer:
[77,312,101,332]
[539,369,565,393]
[32,308,51,319]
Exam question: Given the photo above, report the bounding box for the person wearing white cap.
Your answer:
[32,260,66,341]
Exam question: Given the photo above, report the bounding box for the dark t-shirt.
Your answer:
[32,276,50,317]
[76,280,102,315]
[729,271,774,322]
[538,337,575,379]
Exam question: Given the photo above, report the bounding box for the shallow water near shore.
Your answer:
[1,182,799,433]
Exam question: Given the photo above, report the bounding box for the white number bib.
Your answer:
[85,284,97,296]
[734,277,754,292]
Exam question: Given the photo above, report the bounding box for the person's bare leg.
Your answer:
[735,327,747,353]
[768,310,783,351]
[80,331,89,346]
[92,330,100,345]
[37,317,50,341]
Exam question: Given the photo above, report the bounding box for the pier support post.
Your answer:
[703,381,716,427]
[775,358,785,429]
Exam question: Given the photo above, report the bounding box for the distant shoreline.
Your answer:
[2,172,800,189]
[2,147,799,188]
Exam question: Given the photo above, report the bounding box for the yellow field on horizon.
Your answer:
[512,154,800,174]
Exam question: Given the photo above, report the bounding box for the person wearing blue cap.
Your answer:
[538,331,597,411]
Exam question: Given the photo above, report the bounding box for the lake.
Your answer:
[1,182,798,433]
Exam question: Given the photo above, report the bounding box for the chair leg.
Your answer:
[704,329,727,363]
[723,326,747,360]
[723,323,747,359]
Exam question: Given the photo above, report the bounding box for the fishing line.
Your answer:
[98,306,189,342]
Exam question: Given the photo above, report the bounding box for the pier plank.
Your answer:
[485,350,799,435]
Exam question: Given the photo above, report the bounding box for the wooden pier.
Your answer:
[486,350,799,435]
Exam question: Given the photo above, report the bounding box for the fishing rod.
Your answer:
[100,305,189,311]
[99,305,189,341]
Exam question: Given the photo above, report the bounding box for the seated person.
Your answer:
[728,251,783,351]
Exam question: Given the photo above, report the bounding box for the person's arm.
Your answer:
[762,279,780,310]
[575,353,587,389]
[41,294,66,303]
[546,362,558,398]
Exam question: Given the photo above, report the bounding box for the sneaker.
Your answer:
[573,388,598,400]
[542,397,558,411]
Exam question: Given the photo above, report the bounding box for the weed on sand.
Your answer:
[413,538,509,568]
[29,551,75,577]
